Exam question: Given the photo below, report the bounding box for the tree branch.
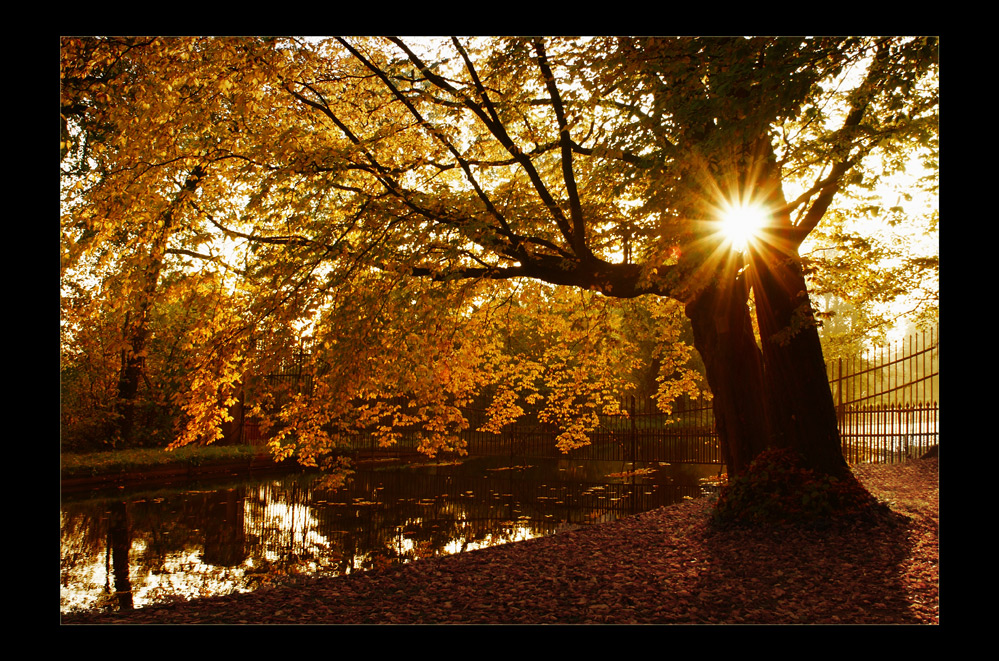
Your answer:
[532,38,591,262]
[165,248,246,275]
[387,37,579,255]
[784,38,893,247]
[336,38,531,260]
[406,253,671,300]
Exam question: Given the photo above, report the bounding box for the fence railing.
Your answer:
[241,326,939,467]
[828,325,939,464]
[837,402,939,464]
[459,396,720,464]
[240,395,719,464]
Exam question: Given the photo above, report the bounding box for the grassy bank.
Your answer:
[60,444,270,480]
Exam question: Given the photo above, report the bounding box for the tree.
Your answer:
[807,153,939,359]
[61,37,268,448]
[60,36,938,485]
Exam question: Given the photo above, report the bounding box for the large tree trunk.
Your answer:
[749,240,849,478]
[746,139,850,479]
[682,234,849,479]
[686,258,848,479]
[683,131,850,480]
[684,258,772,477]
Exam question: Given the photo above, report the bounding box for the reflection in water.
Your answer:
[61,456,721,615]
[107,500,132,611]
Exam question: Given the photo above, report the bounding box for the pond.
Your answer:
[60,455,722,615]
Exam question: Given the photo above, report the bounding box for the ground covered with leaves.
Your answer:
[62,458,938,625]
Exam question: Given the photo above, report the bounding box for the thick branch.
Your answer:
[532,38,590,261]
[409,255,671,300]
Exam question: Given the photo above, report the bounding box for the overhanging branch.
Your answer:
[783,38,894,248]
[406,255,671,300]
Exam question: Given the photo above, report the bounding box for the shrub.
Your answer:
[711,447,887,526]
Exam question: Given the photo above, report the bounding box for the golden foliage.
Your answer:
[60,36,935,463]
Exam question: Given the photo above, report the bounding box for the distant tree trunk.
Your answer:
[112,165,205,447]
[114,311,149,447]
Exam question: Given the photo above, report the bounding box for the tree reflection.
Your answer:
[107,500,133,610]
[61,458,718,614]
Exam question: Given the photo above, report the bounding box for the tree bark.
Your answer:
[681,130,851,480]
[115,311,149,448]
[745,140,850,478]
[684,258,772,477]
[113,165,205,447]
[749,239,849,477]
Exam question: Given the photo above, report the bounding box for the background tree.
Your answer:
[807,156,939,359]
[60,37,938,486]
[61,37,276,448]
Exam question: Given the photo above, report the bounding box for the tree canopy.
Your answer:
[60,37,938,475]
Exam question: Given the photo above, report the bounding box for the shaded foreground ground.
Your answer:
[62,458,938,625]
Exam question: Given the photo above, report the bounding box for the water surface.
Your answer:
[61,455,720,614]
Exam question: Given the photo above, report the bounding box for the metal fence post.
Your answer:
[630,396,637,464]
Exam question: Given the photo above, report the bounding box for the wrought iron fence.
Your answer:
[828,325,939,464]
[458,395,719,464]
